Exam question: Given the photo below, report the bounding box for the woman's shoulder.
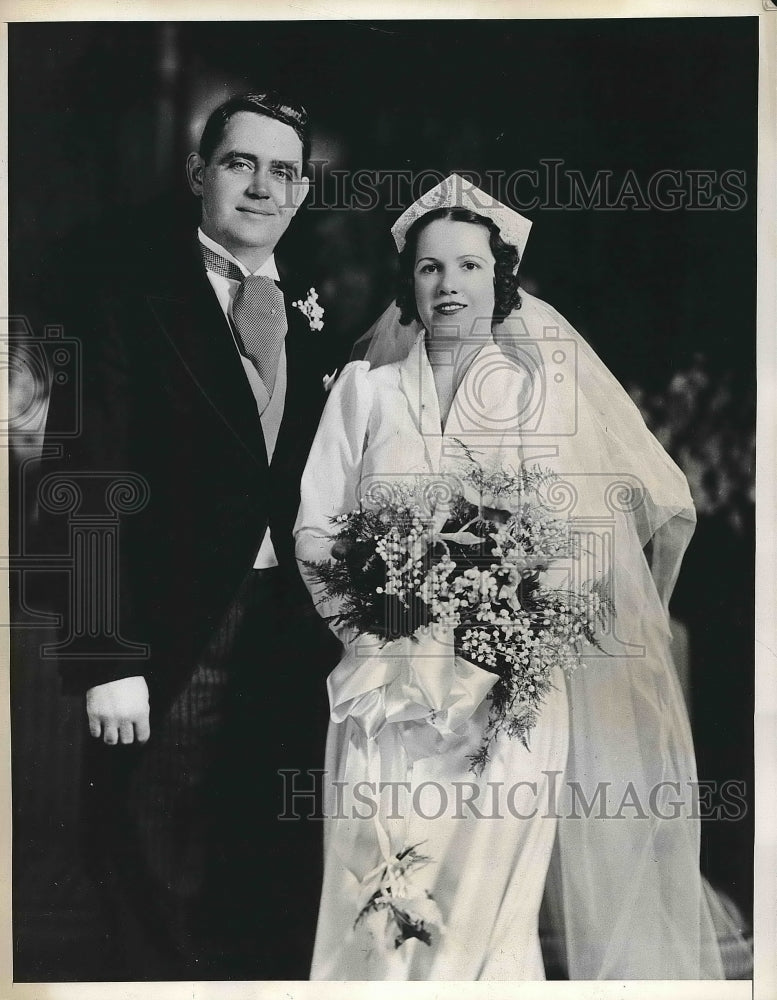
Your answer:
[322,360,401,423]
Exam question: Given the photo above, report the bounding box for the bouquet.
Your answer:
[306,443,612,775]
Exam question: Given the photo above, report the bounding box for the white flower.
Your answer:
[400,892,445,933]
[293,286,325,331]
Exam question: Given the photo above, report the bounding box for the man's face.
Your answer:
[188,111,309,264]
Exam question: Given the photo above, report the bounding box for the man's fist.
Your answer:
[86,675,150,745]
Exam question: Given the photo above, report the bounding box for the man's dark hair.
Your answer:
[395,207,522,327]
[198,91,310,172]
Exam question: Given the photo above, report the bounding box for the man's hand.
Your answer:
[86,675,150,745]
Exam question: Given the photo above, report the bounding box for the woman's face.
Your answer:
[413,218,496,339]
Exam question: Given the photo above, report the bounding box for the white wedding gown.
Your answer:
[296,300,742,979]
[295,336,571,980]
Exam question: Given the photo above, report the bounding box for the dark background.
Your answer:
[8,18,756,980]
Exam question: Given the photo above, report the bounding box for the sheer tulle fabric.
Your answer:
[351,292,732,978]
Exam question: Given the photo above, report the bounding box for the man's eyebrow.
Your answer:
[217,150,258,164]
[216,151,301,174]
[272,158,302,174]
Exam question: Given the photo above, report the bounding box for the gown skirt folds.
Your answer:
[310,656,569,980]
[296,340,571,980]
[296,301,737,978]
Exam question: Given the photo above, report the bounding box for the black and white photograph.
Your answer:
[4,3,772,994]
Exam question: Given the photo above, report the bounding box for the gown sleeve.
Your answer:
[294,360,374,642]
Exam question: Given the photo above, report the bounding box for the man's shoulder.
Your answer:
[50,197,203,304]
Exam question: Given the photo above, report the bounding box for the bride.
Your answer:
[294,174,737,980]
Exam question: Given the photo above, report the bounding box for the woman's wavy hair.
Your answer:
[395,207,522,327]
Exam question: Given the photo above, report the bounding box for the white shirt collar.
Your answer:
[197,227,280,282]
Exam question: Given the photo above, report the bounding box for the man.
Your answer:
[43,93,340,980]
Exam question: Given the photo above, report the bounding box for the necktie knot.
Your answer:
[201,244,287,403]
[200,244,245,283]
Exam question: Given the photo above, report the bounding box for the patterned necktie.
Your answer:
[201,245,287,400]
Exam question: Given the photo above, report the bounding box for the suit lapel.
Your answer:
[143,239,327,478]
[272,274,327,470]
[145,239,269,470]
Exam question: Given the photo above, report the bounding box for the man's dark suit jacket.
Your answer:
[44,229,336,708]
[38,220,344,977]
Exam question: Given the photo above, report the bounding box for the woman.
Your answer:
[294,174,734,980]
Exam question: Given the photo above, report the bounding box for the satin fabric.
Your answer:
[295,338,573,979]
[340,295,737,979]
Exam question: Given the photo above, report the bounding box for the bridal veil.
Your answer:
[354,290,742,978]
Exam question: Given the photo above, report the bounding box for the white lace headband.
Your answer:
[390,173,533,263]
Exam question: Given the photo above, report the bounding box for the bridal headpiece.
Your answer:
[390,173,533,264]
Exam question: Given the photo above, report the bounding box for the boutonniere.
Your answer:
[292,287,325,332]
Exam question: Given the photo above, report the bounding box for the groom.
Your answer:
[43,93,340,979]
